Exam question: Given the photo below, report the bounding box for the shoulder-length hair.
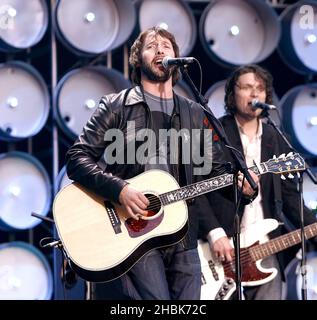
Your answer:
[224,64,274,115]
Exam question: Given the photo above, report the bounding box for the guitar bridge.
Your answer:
[104,201,121,234]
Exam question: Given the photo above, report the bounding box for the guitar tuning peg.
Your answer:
[281,174,286,180]
[278,153,286,159]
[273,154,277,159]
[286,152,293,157]
[288,173,294,179]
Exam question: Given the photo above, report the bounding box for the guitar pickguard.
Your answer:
[125,213,164,237]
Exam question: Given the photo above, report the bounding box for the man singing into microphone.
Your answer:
[199,64,317,300]
[65,26,233,300]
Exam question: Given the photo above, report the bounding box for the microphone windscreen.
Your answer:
[251,99,259,108]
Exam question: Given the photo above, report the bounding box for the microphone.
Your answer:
[162,56,195,69]
[251,99,276,110]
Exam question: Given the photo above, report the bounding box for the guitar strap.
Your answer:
[174,93,193,186]
[120,87,133,129]
[272,132,283,220]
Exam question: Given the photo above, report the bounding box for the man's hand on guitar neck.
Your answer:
[238,169,259,198]
[119,184,150,220]
[212,236,234,262]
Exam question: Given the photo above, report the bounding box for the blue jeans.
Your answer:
[121,242,201,300]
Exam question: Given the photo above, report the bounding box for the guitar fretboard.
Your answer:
[250,222,317,261]
[159,164,264,206]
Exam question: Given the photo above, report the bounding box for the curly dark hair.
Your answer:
[224,64,274,115]
[129,26,180,86]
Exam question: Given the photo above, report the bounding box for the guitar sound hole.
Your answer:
[125,193,164,235]
[144,193,161,218]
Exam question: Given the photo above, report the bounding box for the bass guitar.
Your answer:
[199,218,317,300]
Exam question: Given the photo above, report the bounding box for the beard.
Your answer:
[141,60,172,83]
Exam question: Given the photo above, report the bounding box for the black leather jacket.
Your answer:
[66,86,225,248]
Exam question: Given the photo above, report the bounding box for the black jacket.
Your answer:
[199,114,316,271]
[66,86,226,249]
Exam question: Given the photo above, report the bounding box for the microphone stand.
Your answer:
[264,113,317,300]
[180,65,258,300]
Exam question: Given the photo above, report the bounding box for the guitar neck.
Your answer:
[160,164,265,206]
[158,152,304,206]
[251,222,317,261]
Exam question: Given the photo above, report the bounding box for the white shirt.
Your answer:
[207,118,268,246]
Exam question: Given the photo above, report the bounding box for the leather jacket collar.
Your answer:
[125,86,145,106]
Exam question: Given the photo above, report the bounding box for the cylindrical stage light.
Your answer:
[199,0,281,67]
[280,83,317,156]
[136,0,197,56]
[0,61,50,141]
[55,165,72,194]
[0,152,51,231]
[54,0,136,56]
[278,0,317,74]
[284,251,317,300]
[0,241,53,300]
[174,80,195,100]
[303,167,317,215]
[204,80,227,119]
[55,66,131,140]
[283,164,317,301]
[53,166,86,300]
[0,0,48,51]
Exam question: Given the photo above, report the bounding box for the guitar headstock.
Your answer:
[265,152,305,176]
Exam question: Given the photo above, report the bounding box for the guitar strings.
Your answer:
[223,243,285,272]
[144,194,191,212]
[145,197,162,212]
[146,196,187,211]
[224,240,288,270]
[222,250,258,273]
